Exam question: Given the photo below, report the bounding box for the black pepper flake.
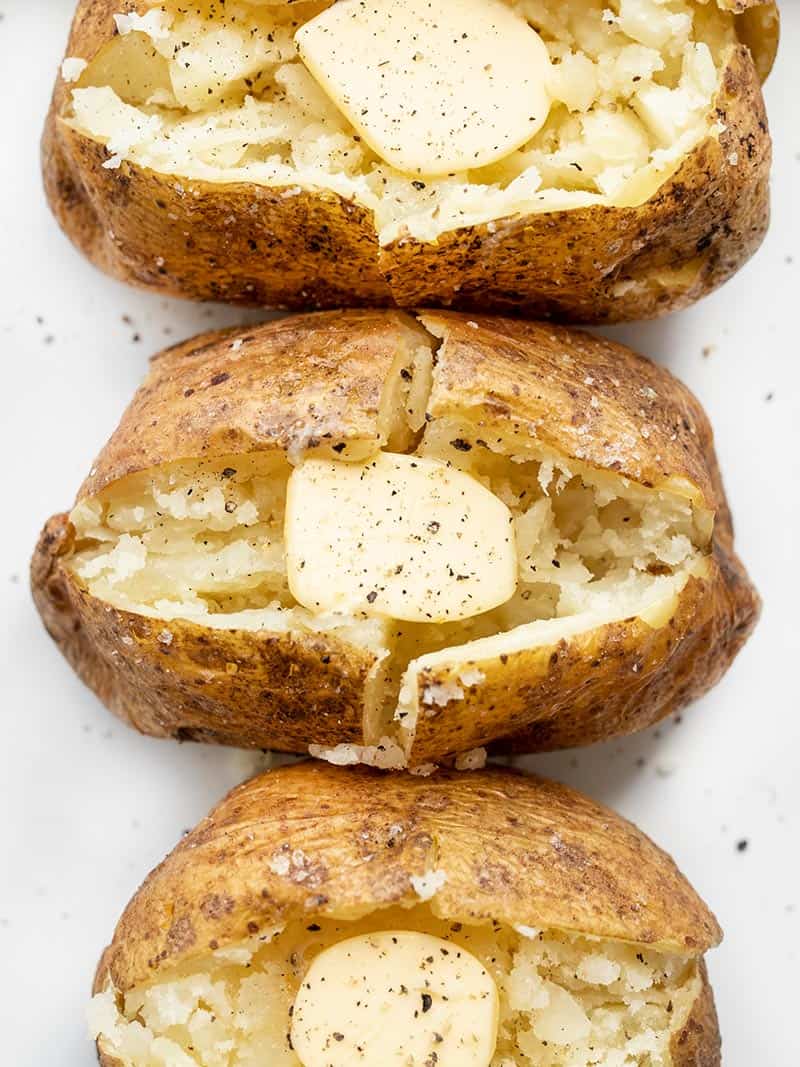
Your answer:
[450,438,472,452]
[736,839,749,852]
[421,993,433,1013]
[366,591,378,604]
[209,372,230,386]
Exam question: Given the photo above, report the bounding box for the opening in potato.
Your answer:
[90,905,704,1066]
[65,0,742,245]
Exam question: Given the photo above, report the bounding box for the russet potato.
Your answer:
[89,763,723,1067]
[31,311,759,767]
[44,0,778,321]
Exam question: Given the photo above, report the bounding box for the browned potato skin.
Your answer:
[31,312,760,761]
[92,763,722,1066]
[414,561,756,757]
[43,1,778,323]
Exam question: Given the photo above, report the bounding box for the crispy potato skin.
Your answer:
[78,309,426,498]
[670,961,723,1067]
[421,312,720,507]
[33,517,757,760]
[92,764,721,1066]
[31,312,760,761]
[44,1,777,322]
[95,763,723,982]
[411,557,758,760]
[87,309,720,506]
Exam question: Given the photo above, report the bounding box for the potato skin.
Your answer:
[410,557,757,760]
[420,312,721,508]
[77,309,426,499]
[31,311,760,762]
[671,962,723,1067]
[92,763,721,1066]
[43,0,777,323]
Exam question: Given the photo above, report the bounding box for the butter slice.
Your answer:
[294,0,552,176]
[291,930,499,1066]
[285,453,517,623]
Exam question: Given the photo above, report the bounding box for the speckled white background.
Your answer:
[1,2,797,1063]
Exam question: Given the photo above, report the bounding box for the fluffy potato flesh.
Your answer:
[64,0,738,244]
[89,906,701,1066]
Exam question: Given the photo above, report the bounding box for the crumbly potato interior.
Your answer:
[89,906,700,1066]
[65,0,737,244]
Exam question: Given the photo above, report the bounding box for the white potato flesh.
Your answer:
[294,0,552,176]
[285,454,517,623]
[290,930,499,1066]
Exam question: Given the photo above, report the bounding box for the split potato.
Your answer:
[88,762,723,1066]
[32,310,759,767]
[44,0,778,322]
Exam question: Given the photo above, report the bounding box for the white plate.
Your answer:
[1,4,797,1063]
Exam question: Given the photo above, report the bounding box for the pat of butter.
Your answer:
[291,930,499,1067]
[294,0,551,176]
[285,453,517,623]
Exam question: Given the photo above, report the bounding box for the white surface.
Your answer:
[0,3,797,1063]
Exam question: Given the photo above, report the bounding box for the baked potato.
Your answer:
[32,310,759,767]
[88,762,723,1066]
[44,0,778,322]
